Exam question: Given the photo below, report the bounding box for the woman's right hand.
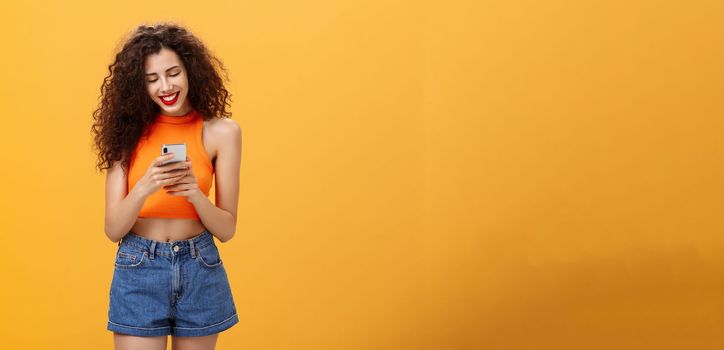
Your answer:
[134,153,191,198]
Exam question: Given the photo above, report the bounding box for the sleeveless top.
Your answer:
[127,108,214,219]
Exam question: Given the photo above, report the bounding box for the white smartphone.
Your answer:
[160,143,187,166]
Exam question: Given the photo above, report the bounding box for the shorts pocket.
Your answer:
[196,243,223,268]
[114,247,147,269]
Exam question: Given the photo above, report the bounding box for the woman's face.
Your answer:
[144,47,192,116]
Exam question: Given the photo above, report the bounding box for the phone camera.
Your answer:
[163,147,168,153]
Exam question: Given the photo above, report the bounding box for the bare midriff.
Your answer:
[130,217,207,242]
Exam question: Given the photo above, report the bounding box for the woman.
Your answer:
[91,22,242,350]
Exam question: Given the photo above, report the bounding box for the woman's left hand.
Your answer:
[164,156,203,203]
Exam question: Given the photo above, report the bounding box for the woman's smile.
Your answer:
[159,91,179,105]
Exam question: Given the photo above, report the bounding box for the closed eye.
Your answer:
[148,72,180,83]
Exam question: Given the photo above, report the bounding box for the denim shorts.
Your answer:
[107,229,239,337]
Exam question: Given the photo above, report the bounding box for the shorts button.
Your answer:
[173,245,180,252]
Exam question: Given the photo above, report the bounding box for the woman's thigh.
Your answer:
[113,333,167,350]
[172,333,219,350]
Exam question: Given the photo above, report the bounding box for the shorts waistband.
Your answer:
[118,230,214,257]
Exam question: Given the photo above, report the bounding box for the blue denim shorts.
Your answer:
[107,229,239,337]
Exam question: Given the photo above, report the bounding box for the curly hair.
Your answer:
[91,21,232,174]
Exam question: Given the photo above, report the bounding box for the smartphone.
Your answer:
[160,143,187,166]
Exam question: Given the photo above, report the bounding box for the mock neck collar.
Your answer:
[156,108,197,124]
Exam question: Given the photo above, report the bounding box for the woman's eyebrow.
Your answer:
[145,65,180,76]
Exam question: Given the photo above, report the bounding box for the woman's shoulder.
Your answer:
[202,117,241,161]
[205,117,240,132]
[204,117,241,141]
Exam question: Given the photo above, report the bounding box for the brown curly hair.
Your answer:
[91,21,232,174]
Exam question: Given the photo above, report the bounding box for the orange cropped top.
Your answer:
[127,108,214,219]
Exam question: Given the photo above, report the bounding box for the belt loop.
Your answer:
[189,239,196,258]
[149,241,157,259]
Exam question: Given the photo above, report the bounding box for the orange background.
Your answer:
[0,0,722,349]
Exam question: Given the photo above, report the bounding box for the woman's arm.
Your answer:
[191,119,242,243]
[104,160,147,243]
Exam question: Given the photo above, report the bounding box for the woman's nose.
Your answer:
[160,78,173,93]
